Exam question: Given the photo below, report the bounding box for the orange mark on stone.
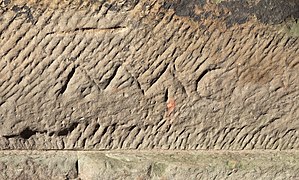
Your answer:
[167,98,176,116]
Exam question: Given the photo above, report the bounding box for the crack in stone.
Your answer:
[46,26,127,36]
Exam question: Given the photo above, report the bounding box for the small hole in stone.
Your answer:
[20,128,37,139]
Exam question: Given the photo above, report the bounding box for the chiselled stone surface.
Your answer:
[1,150,299,180]
[0,0,299,151]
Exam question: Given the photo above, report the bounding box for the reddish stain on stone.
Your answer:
[167,98,176,116]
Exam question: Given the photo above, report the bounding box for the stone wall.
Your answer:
[0,0,299,179]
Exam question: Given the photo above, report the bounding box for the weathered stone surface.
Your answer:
[0,151,78,179]
[0,0,299,151]
[1,150,299,179]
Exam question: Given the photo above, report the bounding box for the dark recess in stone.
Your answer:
[163,0,206,17]
[105,0,140,12]
[74,160,79,178]
[57,122,79,136]
[19,128,37,139]
[0,0,10,11]
[223,0,299,24]
[11,5,35,24]
[162,0,299,26]
[3,128,38,139]
[59,67,76,95]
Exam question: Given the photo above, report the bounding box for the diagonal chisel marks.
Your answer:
[0,0,299,151]
[73,66,103,95]
[0,10,50,84]
[0,18,31,61]
[122,11,178,78]
[0,5,47,59]
[0,11,18,39]
[0,2,132,105]
[92,38,116,67]
[132,25,188,94]
[121,66,145,95]
[99,63,121,90]
[0,9,62,102]
[141,62,170,95]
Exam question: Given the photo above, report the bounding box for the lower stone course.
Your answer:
[0,150,299,179]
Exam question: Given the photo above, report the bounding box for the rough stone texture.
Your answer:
[0,151,78,179]
[1,0,299,179]
[1,150,299,179]
[1,0,299,151]
[79,151,299,180]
